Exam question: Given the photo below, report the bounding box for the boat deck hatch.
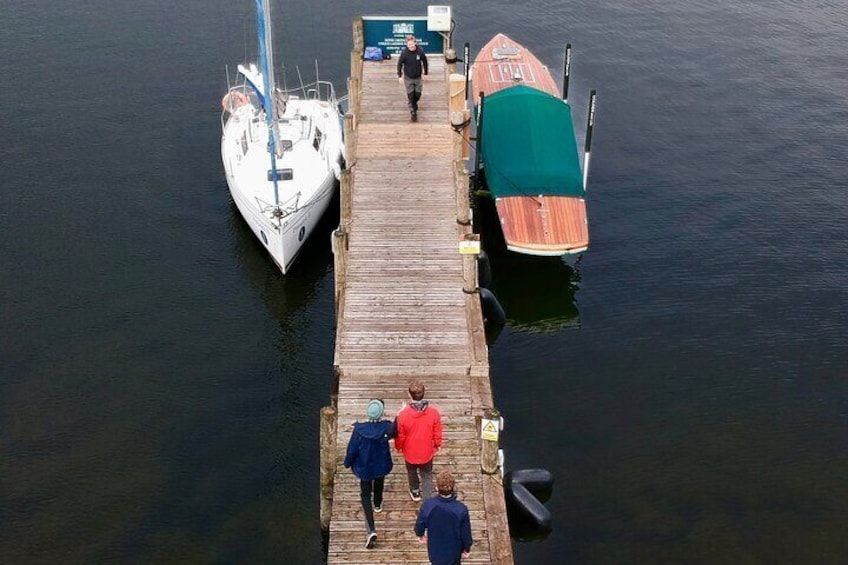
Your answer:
[493,46,520,59]
[267,168,294,181]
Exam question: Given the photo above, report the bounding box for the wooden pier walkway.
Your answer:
[321,19,513,565]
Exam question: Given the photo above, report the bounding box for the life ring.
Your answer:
[222,90,249,112]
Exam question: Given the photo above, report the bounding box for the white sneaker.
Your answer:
[365,531,377,549]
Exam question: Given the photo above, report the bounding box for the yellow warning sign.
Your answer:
[481,418,499,442]
[459,234,481,255]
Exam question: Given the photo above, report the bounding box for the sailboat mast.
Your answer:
[256,0,281,205]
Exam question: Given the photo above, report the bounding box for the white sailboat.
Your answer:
[220,0,343,274]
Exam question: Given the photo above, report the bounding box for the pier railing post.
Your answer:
[319,406,337,533]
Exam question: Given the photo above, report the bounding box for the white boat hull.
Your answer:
[221,91,343,274]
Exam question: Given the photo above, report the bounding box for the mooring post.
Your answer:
[319,406,337,533]
[352,16,364,53]
[342,113,354,227]
[461,232,478,294]
[455,161,470,226]
[480,407,501,475]
[582,90,597,191]
[463,42,471,102]
[446,49,458,75]
[331,228,347,319]
[562,43,572,104]
[349,54,361,116]
[449,73,467,163]
[473,91,485,191]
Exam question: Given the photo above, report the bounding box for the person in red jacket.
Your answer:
[395,380,442,501]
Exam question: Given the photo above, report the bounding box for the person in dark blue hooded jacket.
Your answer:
[415,469,473,564]
[343,399,396,549]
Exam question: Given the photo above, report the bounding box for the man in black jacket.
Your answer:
[397,35,429,122]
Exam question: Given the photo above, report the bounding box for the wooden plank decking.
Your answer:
[325,42,513,565]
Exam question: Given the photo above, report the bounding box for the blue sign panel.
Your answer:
[362,17,445,55]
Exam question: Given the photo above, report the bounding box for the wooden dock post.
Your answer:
[352,16,364,53]
[341,113,354,225]
[319,406,337,533]
[331,228,347,319]
[480,408,501,475]
[449,73,470,162]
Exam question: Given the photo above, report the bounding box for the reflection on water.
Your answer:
[228,191,339,321]
[475,194,581,333]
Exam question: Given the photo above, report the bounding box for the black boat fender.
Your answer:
[505,468,554,504]
[478,250,492,289]
[480,287,505,326]
[505,482,552,534]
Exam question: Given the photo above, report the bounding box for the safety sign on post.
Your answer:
[459,233,480,254]
[481,417,499,442]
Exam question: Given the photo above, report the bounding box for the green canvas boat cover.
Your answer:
[480,85,584,198]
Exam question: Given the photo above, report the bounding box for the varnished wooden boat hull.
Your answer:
[496,196,588,256]
[472,33,560,99]
[474,34,589,256]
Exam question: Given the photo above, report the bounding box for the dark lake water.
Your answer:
[2,0,847,562]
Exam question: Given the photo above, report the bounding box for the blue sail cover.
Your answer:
[255,0,272,118]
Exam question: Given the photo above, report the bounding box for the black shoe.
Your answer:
[411,110,418,122]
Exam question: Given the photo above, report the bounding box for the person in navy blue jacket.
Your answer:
[343,399,396,549]
[414,470,473,564]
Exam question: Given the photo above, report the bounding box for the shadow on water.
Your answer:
[509,519,553,543]
[228,190,339,320]
[474,190,581,334]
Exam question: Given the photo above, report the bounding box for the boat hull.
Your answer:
[473,34,589,256]
[224,165,337,273]
[496,195,588,256]
[472,33,560,99]
[221,94,343,274]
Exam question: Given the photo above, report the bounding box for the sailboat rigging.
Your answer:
[220,0,344,273]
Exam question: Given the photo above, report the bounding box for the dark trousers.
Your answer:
[405,459,434,498]
[360,477,384,533]
[404,77,423,111]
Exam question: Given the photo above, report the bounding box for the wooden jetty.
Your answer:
[321,17,514,565]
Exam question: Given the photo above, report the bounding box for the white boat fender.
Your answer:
[505,481,552,534]
[477,250,492,289]
[222,90,248,113]
[480,287,505,326]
